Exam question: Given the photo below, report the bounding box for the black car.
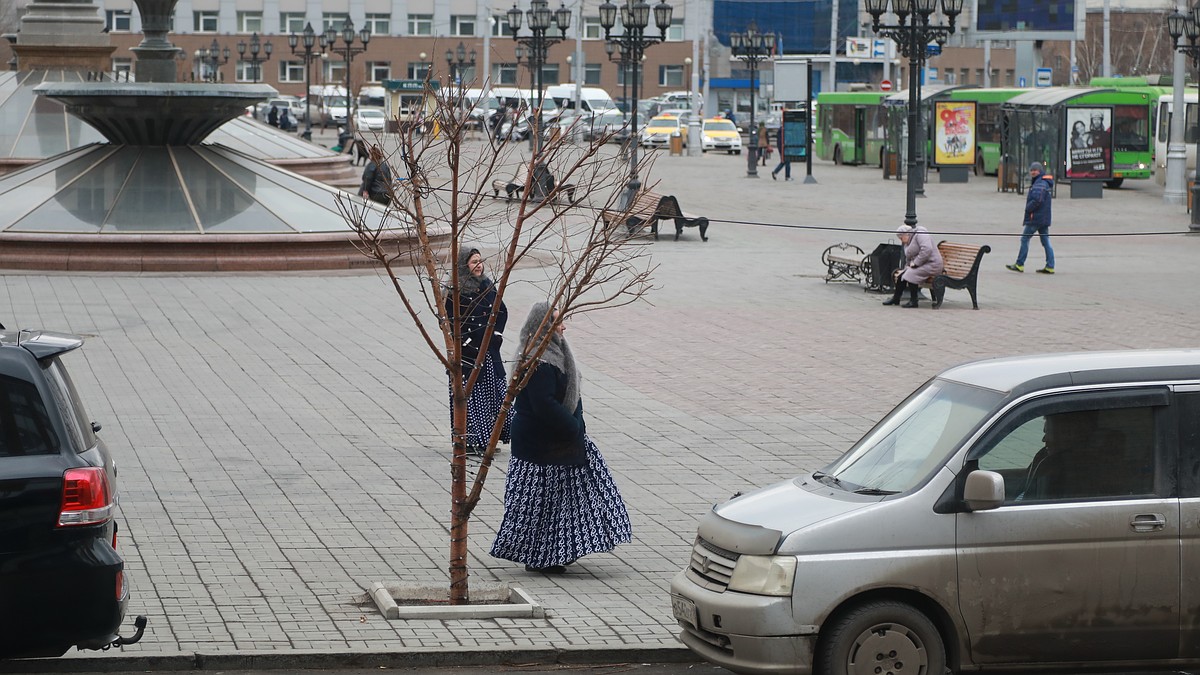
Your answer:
[0,328,145,659]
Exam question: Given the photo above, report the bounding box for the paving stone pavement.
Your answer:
[3,133,1199,668]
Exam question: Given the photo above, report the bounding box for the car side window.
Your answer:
[42,359,94,454]
[0,374,60,457]
[976,404,1159,503]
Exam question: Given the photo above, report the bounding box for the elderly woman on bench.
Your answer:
[883,224,944,308]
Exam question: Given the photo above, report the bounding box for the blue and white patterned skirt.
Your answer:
[449,351,512,448]
[490,436,632,568]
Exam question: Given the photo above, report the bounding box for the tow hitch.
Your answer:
[106,615,147,649]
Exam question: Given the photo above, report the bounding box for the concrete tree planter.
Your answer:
[365,582,544,620]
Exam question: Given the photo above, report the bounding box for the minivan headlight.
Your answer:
[727,555,796,596]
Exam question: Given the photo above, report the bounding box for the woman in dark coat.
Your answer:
[446,248,510,455]
[490,302,632,574]
[883,224,944,308]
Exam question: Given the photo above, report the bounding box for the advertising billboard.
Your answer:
[975,0,1085,40]
[933,101,976,167]
[783,108,808,163]
[1065,106,1113,180]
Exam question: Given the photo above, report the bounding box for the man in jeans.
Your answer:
[1006,161,1055,274]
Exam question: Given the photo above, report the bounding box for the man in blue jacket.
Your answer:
[1007,161,1055,274]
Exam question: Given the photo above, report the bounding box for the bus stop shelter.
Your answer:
[881,84,973,181]
[999,87,1111,194]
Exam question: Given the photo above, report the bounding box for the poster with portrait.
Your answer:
[1065,106,1113,180]
[933,101,976,166]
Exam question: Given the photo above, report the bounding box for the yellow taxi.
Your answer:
[700,117,743,155]
[640,114,683,148]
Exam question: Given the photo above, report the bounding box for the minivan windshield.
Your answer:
[821,379,1002,493]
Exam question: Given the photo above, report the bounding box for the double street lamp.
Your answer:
[446,41,477,85]
[600,0,674,203]
[730,24,774,178]
[288,22,326,140]
[865,0,963,227]
[193,38,229,82]
[1166,6,1200,230]
[324,21,371,134]
[508,0,571,153]
[237,32,273,83]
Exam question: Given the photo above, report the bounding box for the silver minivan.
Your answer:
[671,349,1200,675]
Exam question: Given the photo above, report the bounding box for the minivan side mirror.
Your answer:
[963,470,1004,511]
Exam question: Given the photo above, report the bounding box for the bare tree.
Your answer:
[336,87,655,604]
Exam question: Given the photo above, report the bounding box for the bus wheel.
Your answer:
[834,146,843,165]
[975,154,984,176]
[1105,178,1125,189]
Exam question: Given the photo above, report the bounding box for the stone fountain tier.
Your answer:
[33,82,276,146]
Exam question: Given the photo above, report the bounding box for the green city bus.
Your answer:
[813,91,890,165]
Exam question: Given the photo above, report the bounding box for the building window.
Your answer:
[408,14,433,35]
[492,15,511,36]
[279,60,305,82]
[451,15,476,36]
[584,63,602,85]
[666,19,684,41]
[326,61,346,84]
[583,16,603,39]
[237,11,263,33]
[365,13,390,35]
[1005,69,1015,86]
[194,11,218,32]
[367,62,391,82]
[616,66,642,86]
[323,13,350,31]
[408,62,431,80]
[236,61,257,82]
[105,9,131,32]
[112,57,133,75]
[659,64,683,87]
[494,63,518,85]
[975,68,985,84]
[540,64,560,85]
[280,12,306,34]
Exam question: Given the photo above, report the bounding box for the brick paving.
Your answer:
[3,132,1199,666]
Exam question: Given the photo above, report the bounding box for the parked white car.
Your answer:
[354,107,387,132]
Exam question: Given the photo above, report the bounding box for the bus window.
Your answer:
[1159,102,1170,143]
[1113,104,1149,152]
[1189,102,1200,144]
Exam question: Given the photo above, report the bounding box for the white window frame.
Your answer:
[367,62,391,83]
[323,13,350,32]
[491,15,511,37]
[280,12,307,34]
[583,17,603,39]
[494,63,518,85]
[659,64,684,87]
[106,10,131,32]
[235,61,256,82]
[407,62,431,80]
[237,11,263,34]
[584,63,602,85]
[365,13,390,35]
[450,15,476,36]
[194,11,218,33]
[279,60,305,82]
[408,14,433,36]
[540,64,560,85]
[616,66,642,86]
[666,18,684,41]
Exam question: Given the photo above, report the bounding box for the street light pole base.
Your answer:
[803,175,817,184]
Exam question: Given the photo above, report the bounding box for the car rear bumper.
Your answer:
[0,533,127,657]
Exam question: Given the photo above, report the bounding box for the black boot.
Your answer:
[902,286,919,308]
[883,281,905,306]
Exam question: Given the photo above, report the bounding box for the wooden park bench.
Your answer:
[600,190,709,241]
[491,163,576,204]
[893,241,992,309]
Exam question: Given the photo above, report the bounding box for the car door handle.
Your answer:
[1130,513,1166,532]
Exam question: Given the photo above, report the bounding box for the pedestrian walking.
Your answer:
[757,123,770,166]
[771,125,792,181]
[1007,161,1055,274]
[358,144,393,206]
[883,224,944,308]
[267,105,279,127]
[445,247,511,456]
[278,108,292,131]
[490,302,632,574]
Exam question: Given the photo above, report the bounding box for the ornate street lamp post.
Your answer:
[324,21,371,135]
[193,38,230,82]
[865,0,963,227]
[288,22,326,140]
[237,32,273,83]
[1167,6,1200,230]
[446,41,477,85]
[600,0,673,204]
[730,24,774,178]
[508,0,571,154]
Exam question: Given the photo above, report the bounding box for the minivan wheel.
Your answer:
[817,600,947,675]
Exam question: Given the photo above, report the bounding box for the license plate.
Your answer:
[671,594,698,627]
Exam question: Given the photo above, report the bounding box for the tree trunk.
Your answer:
[449,379,470,604]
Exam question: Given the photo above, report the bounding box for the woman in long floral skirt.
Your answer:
[490,302,632,573]
[446,248,511,455]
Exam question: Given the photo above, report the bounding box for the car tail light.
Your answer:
[58,467,114,527]
[115,570,125,600]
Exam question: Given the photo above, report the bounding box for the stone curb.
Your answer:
[5,645,701,673]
